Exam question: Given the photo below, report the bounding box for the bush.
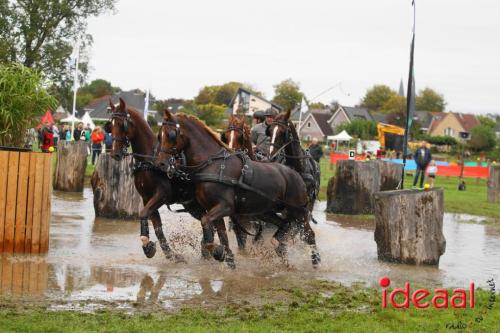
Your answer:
[417,134,457,146]
[469,125,496,151]
[0,63,56,147]
[336,119,378,140]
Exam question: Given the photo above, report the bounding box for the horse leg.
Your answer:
[149,210,185,263]
[200,203,235,268]
[230,217,248,251]
[212,219,236,269]
[302,214,321,268]
[272,221,291,264]
[139,191,166,258]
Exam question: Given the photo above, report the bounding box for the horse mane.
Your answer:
[176,113,232,150]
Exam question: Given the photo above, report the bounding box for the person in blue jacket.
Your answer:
[413,141,432,188]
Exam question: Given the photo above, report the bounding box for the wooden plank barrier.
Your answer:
[0,150,52,254]
[0,257,49,296]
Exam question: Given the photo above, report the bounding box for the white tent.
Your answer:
[81,111,95,130]
[327,130,352,141]
[60,114,82,123]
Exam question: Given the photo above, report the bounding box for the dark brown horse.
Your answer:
[109,98,231,265]
[156,110,321,267]
[267,109,321,212]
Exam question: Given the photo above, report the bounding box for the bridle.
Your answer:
[110,111,131,159]
[224,124,245,148]
[268,119,304,162]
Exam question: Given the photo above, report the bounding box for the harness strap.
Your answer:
[192,173,308,213]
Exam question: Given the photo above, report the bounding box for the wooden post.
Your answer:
[373,188,446,265]
[0,149,51,254]
[90,154,143,219]
[488,165,500,203]
[53,141,88,192]
[326,160,403,214]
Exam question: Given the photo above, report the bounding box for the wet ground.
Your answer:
[1,187,499,311]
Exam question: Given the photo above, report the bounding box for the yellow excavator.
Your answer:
[377,123,405,150]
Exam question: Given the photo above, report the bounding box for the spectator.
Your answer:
[103,121,113,153]
[40,123,54,152]
[427,160,437,188]
[83,124,91,142]
[91,126,104,165]
[52,124,60,148]
[308,138,323,163]
[413,141,432,188]
[74,123,83,141]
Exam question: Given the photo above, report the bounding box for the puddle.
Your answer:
[1,186,499,310]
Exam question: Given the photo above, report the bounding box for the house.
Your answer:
[82,90,154,122]
[413,111,442,133]
[298,109,334,142]
[428,112,480,140]
[327,105,374,133]
[229,87,282,116]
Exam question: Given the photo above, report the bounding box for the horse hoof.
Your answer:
[312,252,321,268]
[212,245,226,262]
[143,241,156,258]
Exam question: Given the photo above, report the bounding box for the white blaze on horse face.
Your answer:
[270,126,279,155]
[228,130,235,149]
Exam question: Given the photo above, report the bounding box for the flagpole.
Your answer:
[70,39,80,141]
[401,0,416,189]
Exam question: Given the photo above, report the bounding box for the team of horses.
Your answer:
[109,98,321,268]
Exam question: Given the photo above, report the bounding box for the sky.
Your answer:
[86,0,500,114]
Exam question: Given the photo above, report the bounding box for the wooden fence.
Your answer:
[0,258,48,296]
[0,150,51,254]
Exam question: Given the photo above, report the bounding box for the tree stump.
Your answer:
[90,154,143,219]
[487,165,500,203]
[326,160,403,214]
[373,188,446,265]
[53,141,88,192]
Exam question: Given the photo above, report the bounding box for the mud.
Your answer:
[0,186,499,311]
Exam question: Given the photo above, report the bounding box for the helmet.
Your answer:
[253,110,265,119]
[262,108,277,117]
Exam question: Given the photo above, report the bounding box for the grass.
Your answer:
[319,158,500,220]
[0,281,498,333]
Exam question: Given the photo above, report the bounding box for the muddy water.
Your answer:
[0,187,499,310]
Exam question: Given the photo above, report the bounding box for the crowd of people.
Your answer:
[31,121,113,165]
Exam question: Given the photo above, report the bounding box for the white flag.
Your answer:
[300,97,309,113]
[67,41,79,67]
[143,89,150,120]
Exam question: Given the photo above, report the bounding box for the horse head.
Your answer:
[109,98,133,161]
[267,109,292,157]
[156,109,185,169]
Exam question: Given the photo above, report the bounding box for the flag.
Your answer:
[300,97,309,113]
[143,89,150,120]
[405,33,416,131]
[67,41,79,67]
[297,97,308,136]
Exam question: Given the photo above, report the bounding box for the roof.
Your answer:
[82,90,154,120]
[455,113,480,132]
[371,112,388,124]
[414,111,441,129]
[310,110,334,136]
[428,112,479,134]
[341,106,374,121]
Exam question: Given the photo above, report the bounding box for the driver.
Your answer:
[250,108,276,157]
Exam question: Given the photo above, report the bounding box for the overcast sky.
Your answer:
[86,0,500,114]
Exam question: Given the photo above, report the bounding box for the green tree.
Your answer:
[213,82,241,106]
[415,88,446,112]
[469,125,496,151]
[272,79,303,111]
[0,0,116,106]
[360,85,396,112]
[336,119,378,140]
[0,63,57,147]
[477,115,497,129]
[79,79,118,98]
[194,104,226,128]
[194,85,220,105]
[309,102,328,110]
